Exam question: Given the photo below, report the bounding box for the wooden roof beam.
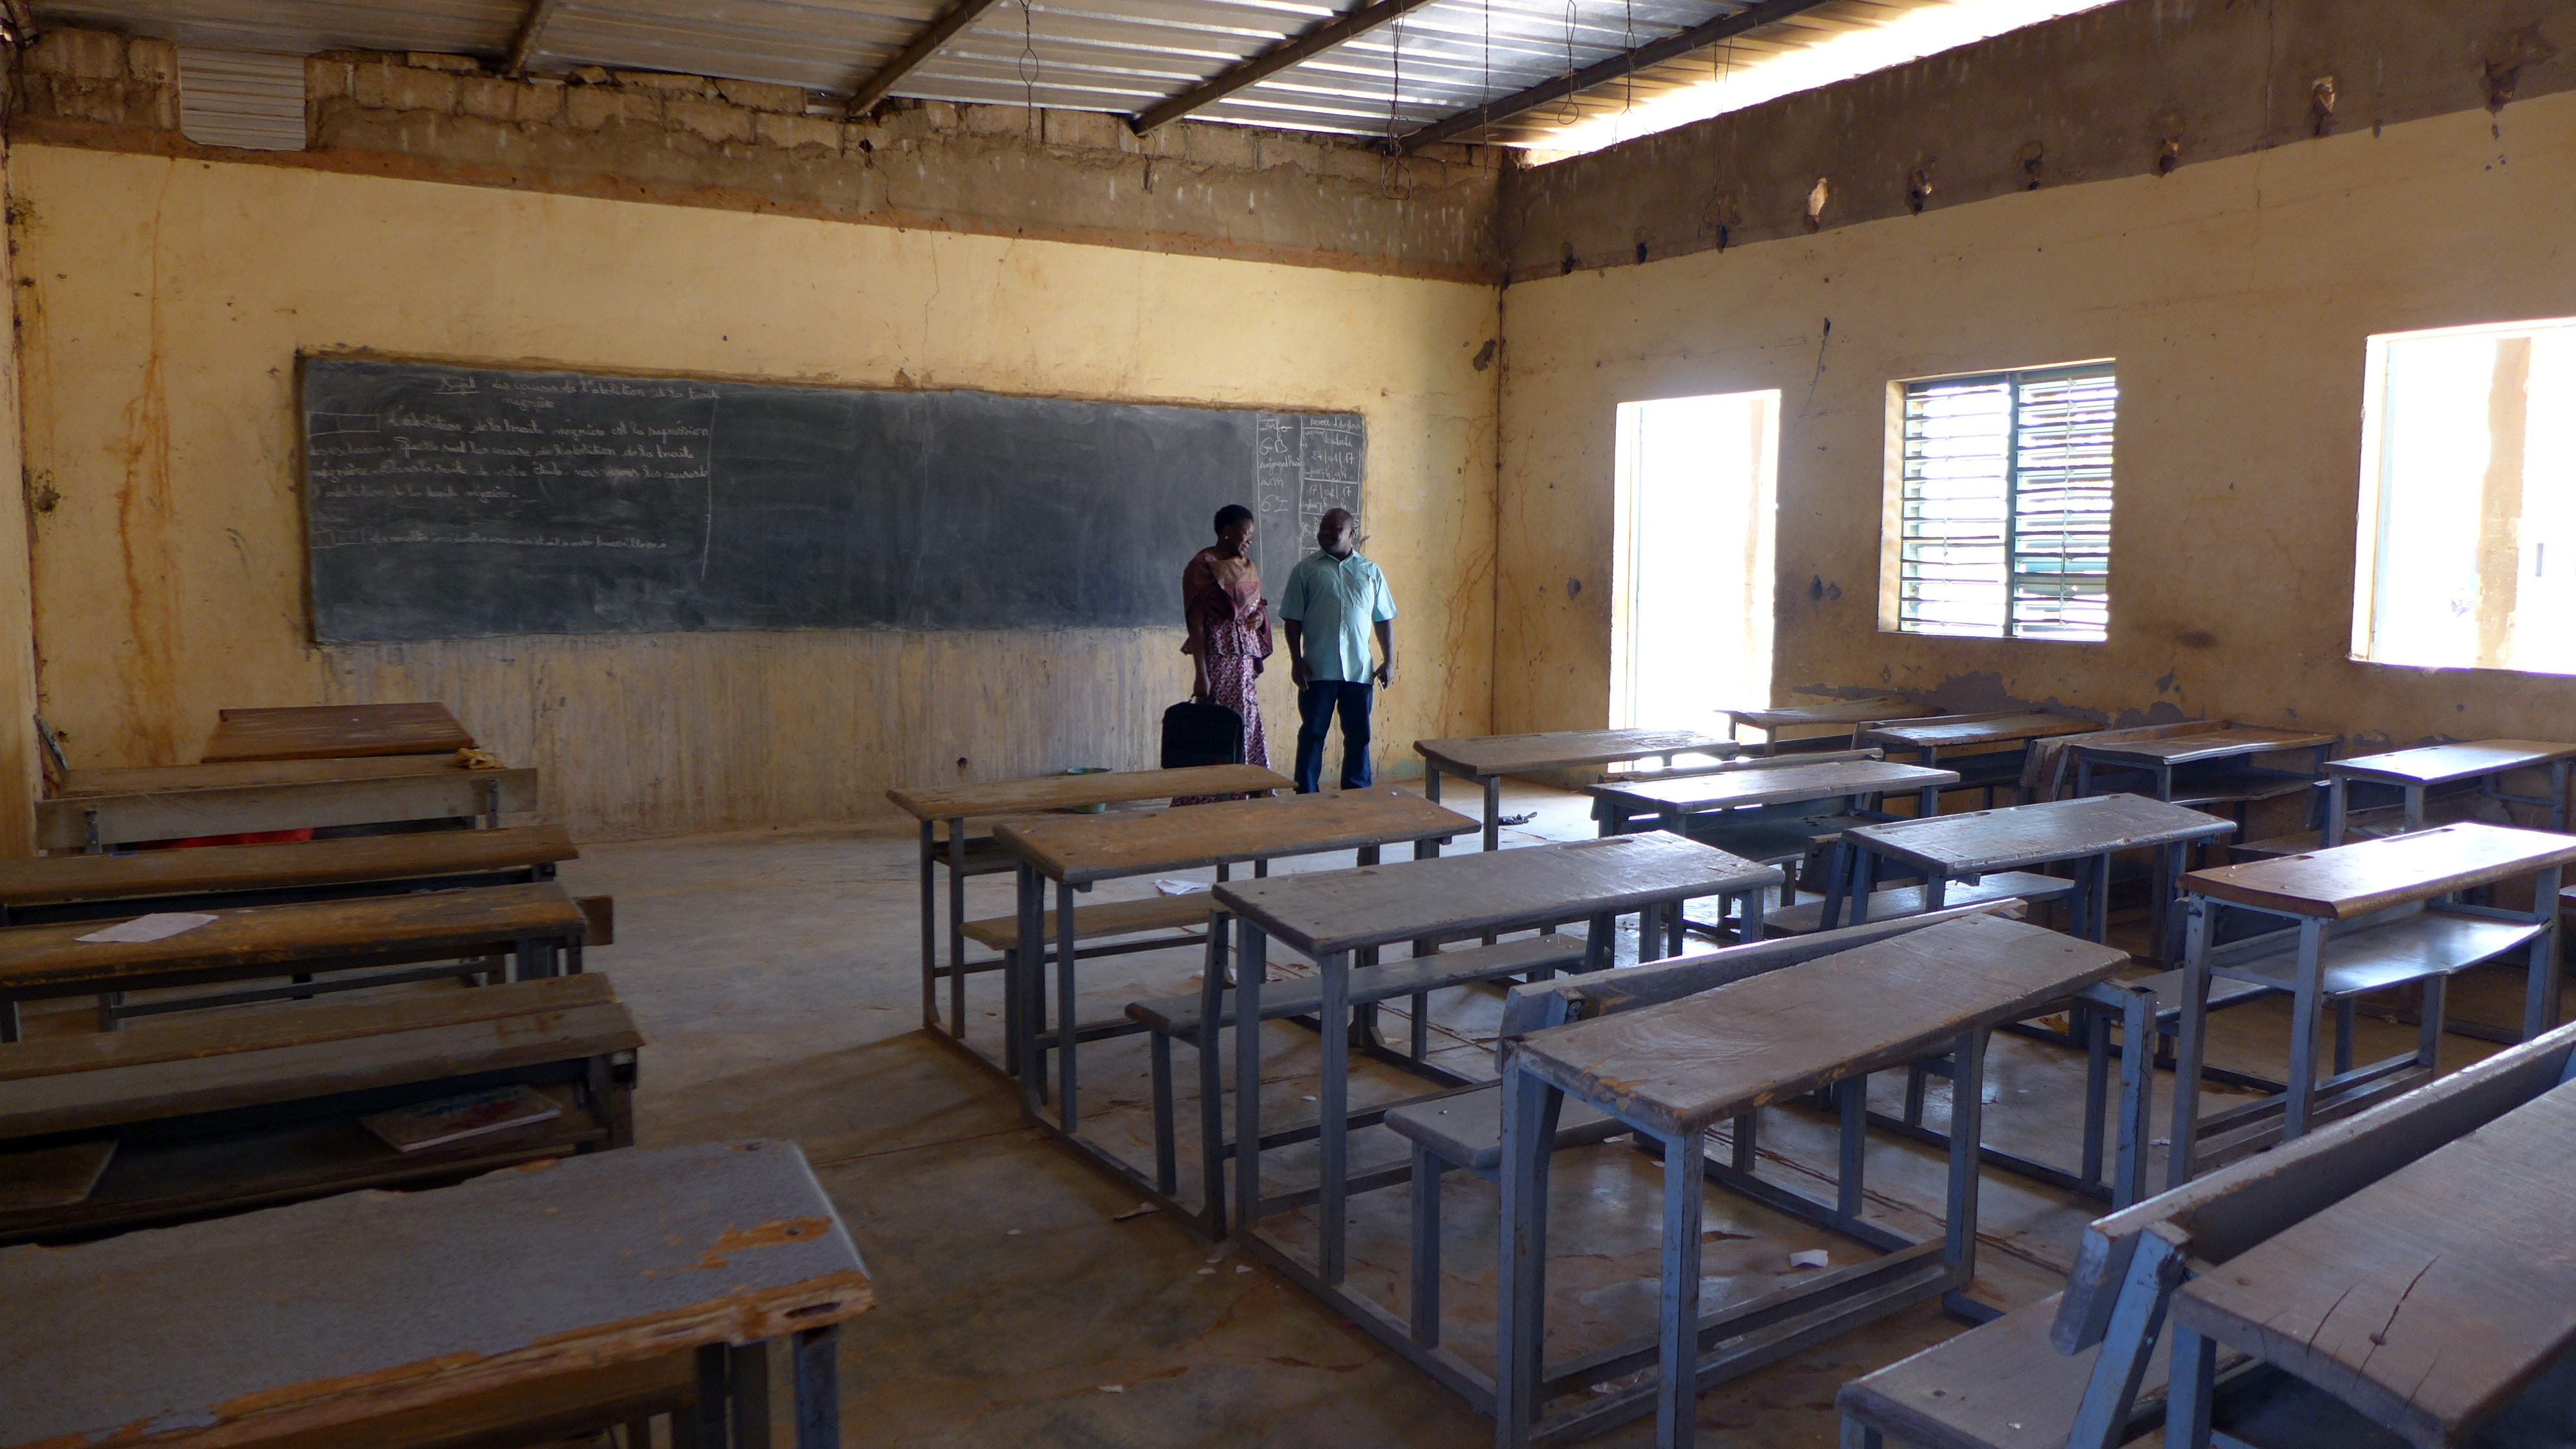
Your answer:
[504,0,566,77]
[1129,0,1445,136]
[845,0,1009,120]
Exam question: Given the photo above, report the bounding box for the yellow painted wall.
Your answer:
[1496,91,2576,749]
[14,145,1499,837]
[0,139,41,854]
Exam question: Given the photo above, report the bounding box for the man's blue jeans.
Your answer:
[1294,680,1374,793]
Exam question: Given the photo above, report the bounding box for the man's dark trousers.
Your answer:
[1294,680,1374,793]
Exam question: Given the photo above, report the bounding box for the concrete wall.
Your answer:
[0,127,42,855]
[1494,84,2576,749]
[14,143,1499,837]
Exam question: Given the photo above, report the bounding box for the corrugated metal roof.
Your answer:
[175,45,308,149]
[34,0,2038,149]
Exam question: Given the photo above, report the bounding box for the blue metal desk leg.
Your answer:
[1494,1061,1565,1449]
[1656,1120,1707,1448]
[2166,900,2214,1189]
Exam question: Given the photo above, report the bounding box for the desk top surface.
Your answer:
[885,764,1289,821]
[1513,912,2126,1136]
[0,824,575,907]
[201,702,475,764]
[994,787,1475,885]
[1413,728,1737,777]
[0,1140,871,1449]
[1725,698,1929,730]
[2071,724,2339,767]
[1847,795,2236,873]
[2328,739,2576,787]
[2174,1078,2576,1449]
[1213,833,1780,956]
[1589,758,1958,813]
[0,881,585,991]
[1861,712,2099,750]
[2183,823,2576,919]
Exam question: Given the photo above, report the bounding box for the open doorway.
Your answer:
[1610,390,1781,735]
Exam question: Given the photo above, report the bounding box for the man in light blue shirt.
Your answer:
[1278,507,1397,793]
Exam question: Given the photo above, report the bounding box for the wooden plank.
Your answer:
[960,893,1209,950]
[242,1349,691,1449]
[2184,823,2576,919]
[202,703,475,763]
[0,974,613,1082]
[1837,1294,2163,1449]
[2072,724,2340,767]
[1859,712,2098,750]
[2052,1019,2576,1354]
[1213,833,1780,957]
[55,756,482,797]
[1846,795,2236,875]
[0,998,642,1138]
[1513,912,2126,1137]
[36,769,539,851]
[2212,912,2545,997]
[0,882,586,995]
[993,786,1475,886]
[0,825,575,907]
[0,1139,871,1449]
[1587,758,1957,813]
[1760,871,2072,934]
[2172,1079,2576,1448]
[1724,698,1928,730]
[2327,739,2576,787]
[2022,721,2229,798]
[1412,728,1737,779]
[885,763,1288,821]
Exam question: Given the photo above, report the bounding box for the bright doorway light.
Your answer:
[1536,0,2120,158]
[1611,391,1781,734]
[2352,316,2576,675]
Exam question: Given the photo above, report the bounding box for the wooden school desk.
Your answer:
[1592,758,1957,924]
[1723,697,1933,752]
[1211,834,1779,1293]
[1494,911,2127,1448]
[0,880,590,1041]
[0,973,638,1244]
[2166,823,2576,1185]
[1860,710,2099,807]
[1413,728,1738,850]
[1839,1019,2576,1449]
[2170,1074,2576,1449]
[990,787,1475,1208]
[40,756,539,852]
[2322,738,2576,845]
[2068,724,2338,825]
[199,702,476,763]
[0,1139,871,1449]
[0,823,576,925]
[886,764,1288,1045]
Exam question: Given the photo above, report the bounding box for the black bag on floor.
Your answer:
[1161,701,1246,770]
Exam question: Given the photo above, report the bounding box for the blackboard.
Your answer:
[300,358,1365,643]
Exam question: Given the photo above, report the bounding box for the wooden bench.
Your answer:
[0,824,578,925]
[0,881,591,1041]
[40,756,539,852]
[1759,871,2072,935]
[961,891,1213,961]
[0,1139,871,1449]
[0,973,638,1244]
[1127,932,1592,1228]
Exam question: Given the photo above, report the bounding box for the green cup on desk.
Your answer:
[1063,765,1111,811]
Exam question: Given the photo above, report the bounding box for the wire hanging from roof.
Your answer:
[1557,0,1579,125]
[1017,0,1040,140]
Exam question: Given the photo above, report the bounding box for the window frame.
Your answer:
[1877,358,2118,643]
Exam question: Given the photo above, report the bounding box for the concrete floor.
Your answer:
[519,780,2531,1448]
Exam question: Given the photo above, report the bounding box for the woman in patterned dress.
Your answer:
[1176,504,1271,802]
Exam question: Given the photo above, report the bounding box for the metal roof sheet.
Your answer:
[34,0,2070,150]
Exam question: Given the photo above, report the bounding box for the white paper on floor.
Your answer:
[77,912,218,944]
[1154,879,1212,896]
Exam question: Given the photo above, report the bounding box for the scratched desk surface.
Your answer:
[0,1139,871,1449]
